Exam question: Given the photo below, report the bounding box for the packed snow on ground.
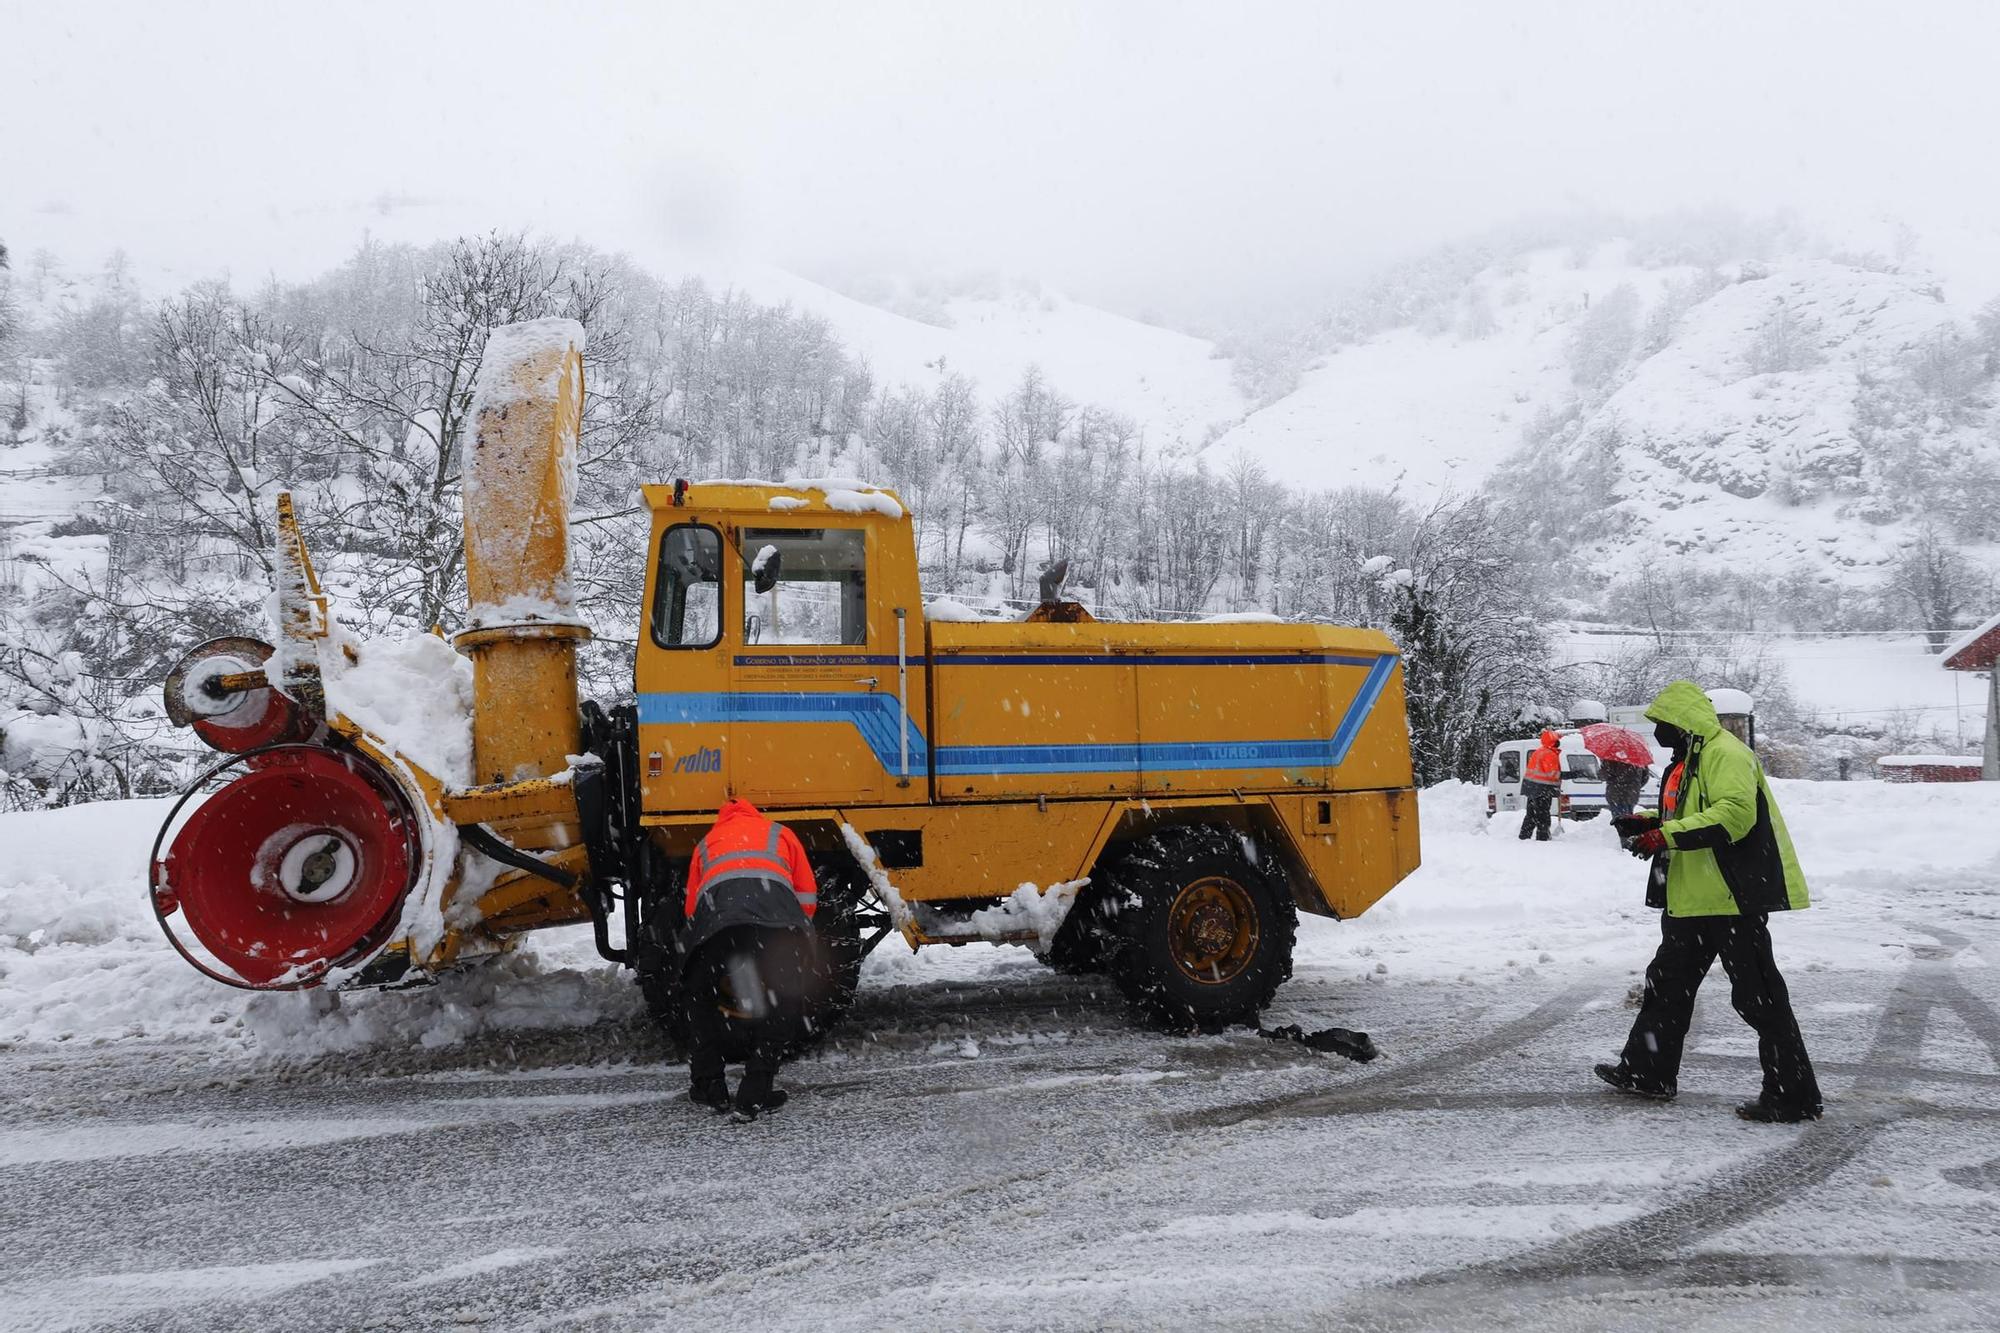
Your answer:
[3,777,1998,1329]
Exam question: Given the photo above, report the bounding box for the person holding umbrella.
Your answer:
[1578,721,1655,819]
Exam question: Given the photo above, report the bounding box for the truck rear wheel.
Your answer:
[1103,824,1296,1033]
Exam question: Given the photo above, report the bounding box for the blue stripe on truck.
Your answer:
[637,652,1397,776]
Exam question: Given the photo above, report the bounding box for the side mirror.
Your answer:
[752,545,782,595]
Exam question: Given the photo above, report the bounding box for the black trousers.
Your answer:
[1603,765,1648,820]
[1518,785,1554,840]
[1618,911,1821,1111]
[683,930,808,1088]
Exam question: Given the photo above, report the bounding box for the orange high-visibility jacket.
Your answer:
[1524,732,1563,786]
[684,798,818,919]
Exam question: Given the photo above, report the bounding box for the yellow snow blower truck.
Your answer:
[149,319,1421,1035]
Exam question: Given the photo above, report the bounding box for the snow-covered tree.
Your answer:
[1884,526,1986,653]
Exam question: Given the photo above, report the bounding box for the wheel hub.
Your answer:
[271,829,360,904]
[1167,876,1260,985]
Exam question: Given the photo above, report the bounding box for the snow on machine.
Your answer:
[149,319,1422,1036]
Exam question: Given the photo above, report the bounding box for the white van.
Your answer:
[1485,732,1609,822]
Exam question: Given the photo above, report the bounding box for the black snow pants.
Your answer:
[683,928,808,1089]
[1603,763,1648,820]
[1617,910,1821,1112]
[1518,783,1555,840]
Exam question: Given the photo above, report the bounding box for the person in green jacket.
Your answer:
[1595,680,1822,1123]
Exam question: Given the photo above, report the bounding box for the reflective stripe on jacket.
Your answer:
[684,798,818,919]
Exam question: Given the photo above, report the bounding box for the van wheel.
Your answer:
[1102,825,1295,1034]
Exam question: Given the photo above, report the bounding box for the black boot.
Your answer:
[1735,1098,1822,1124]
[1594,1062,1675,1101]
[730,1069,788,1123]
[689,1077,731,1113]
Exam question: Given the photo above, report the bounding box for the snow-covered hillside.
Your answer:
[1204,240,2000,589]
[1205,246,1699,498]
[698,262,1250,447]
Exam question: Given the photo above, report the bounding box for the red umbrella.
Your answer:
[1578,723,1653,767]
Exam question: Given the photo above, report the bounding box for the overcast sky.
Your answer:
[5,1,1999,317]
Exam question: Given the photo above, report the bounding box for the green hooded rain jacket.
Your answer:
[1646,680,1809,917]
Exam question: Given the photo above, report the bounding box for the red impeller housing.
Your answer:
[149,744,423,988]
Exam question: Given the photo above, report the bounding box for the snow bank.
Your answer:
[6,777,1995,1056]
[1310,778,2000,995]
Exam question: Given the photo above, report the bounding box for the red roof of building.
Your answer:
[1943,611,2000,670]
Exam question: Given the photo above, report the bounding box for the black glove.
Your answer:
[1612,814,1660,839]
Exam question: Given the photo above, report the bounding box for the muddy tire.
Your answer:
[1102,824,1296,1033]
[788,857,870,1054]
[631,840,689,1045]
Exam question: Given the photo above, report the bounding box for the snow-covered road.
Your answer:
[2,783,1997,1330]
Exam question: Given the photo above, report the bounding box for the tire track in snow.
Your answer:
[1168,981,1600,1130]
[1475,931,1947,1276]
[1334,926,1973,1328]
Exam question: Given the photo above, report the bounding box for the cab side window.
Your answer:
[739,527,867,646]
[1496,750,1522,784]
[653,523,722,648]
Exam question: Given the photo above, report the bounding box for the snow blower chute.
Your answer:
[149,319,619,990]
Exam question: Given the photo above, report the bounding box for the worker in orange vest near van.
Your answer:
[681,798,821,1121]
[1519,730,1563,841]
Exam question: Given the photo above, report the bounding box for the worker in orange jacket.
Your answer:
[681,798,820,1121]
[1519,730,1563,841]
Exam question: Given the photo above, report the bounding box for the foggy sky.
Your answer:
[5,0,1998,317]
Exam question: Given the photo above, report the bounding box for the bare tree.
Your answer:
[1884,525,1985,653]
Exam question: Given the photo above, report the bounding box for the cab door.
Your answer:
[724,521,924,809]
[634,519,732,815]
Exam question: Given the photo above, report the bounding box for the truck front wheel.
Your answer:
[1103,825,1296,1033]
